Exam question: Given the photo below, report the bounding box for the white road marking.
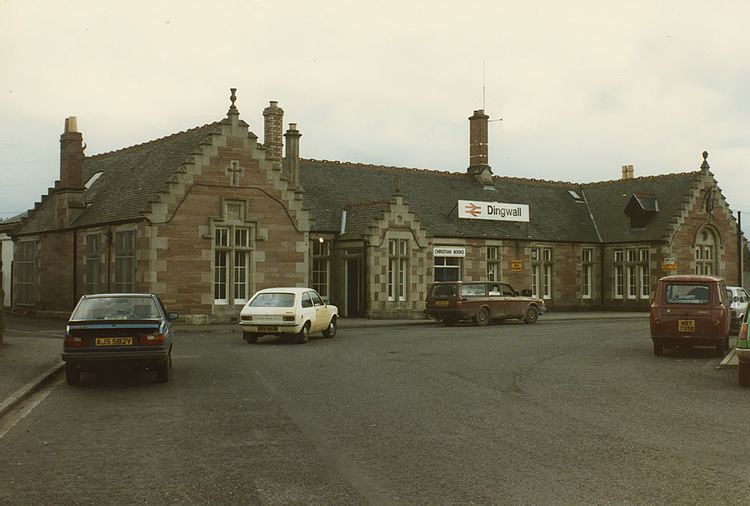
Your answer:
[0,377,62,440]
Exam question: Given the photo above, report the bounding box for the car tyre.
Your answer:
[523,305,539,324]
[322,317,337,338]
[156,354,170,383]
[243,331,259,344]
[296,323,310,344]
[475,307,490,327]
[653,340,664,356]
[740,363,750,387]
[65,363,80,386]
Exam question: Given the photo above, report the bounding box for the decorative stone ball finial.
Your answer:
[228,88,239,116]
[700,150,710,171]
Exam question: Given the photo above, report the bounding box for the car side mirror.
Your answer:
[734,296,740,303]
[167,312,179,321]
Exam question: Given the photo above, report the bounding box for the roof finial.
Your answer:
[700,150,710,171]
[227,88,239,117]
[393,176,402,195]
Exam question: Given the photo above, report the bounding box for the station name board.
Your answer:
[458,200,530,222]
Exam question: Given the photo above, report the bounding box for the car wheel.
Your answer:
[475,307,490,327]
[740,363,750,387]
[65,363,80,386]
[653,340,664,356]
[156,355,170,383]
[296,323,310,344]
[523,305,539,324]
[243,331,258,344]
[322,317,337,338]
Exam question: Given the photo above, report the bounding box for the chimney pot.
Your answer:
[65,116,78,133]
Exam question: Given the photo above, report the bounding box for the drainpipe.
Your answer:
[107,226,112,292]
[72,229,78,303]
[600,243,605,308]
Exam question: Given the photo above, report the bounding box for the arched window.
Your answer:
[694,227,719,275]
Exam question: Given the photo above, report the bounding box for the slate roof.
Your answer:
[581,172,700,243]
[15,117,706,247]
[299,160,602,242]
[18,123,221,234]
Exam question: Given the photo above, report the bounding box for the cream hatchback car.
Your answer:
[239,287,338,344]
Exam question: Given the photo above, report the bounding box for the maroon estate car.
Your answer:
[650,275,731,357]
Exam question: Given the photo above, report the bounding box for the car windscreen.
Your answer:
[71,297,161,320]
[430,284,457,298]
[665,284,710,305]
[249,292,295,307]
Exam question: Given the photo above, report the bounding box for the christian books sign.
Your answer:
[458,200,530,222]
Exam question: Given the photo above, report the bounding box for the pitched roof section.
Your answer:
[19,123,221,234]
[299,160,601,242]
[582,172,700,243]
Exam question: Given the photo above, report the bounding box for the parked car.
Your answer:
[239,287,338,344]
[736,311,750,386]
[62,293,178,385]
[425,281,546,326]
[650,275,731,357]
[726,286,749,332]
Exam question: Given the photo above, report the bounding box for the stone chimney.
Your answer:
[263,101,284,171]
[60,117,83,188]
[55,116,86,227]
[467,109,493,185]
[621,164,634,180]
[283,123,302,191]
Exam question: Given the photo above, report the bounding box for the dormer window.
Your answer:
[624,193,659,228]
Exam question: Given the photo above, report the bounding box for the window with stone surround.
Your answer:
[531,247,553,299]
[581,248,593,299]
[113,230,135,293]
[639,249,650,299]
[614,247,650,300]
[487,246,501,281]
[312,240,330,300]
[84,233,101,294]
[15,240,37,305]
[388,239,408,302]
[694,228,718,275]
[434,256,461,282]
[613,249,624,299]
[213,201,253,305]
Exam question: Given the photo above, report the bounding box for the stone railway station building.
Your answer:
[9,90,745,322]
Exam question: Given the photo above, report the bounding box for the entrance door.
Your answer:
[345,258,362,317]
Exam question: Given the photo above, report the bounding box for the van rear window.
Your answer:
[665,284,710,305]
[431,284,457,298]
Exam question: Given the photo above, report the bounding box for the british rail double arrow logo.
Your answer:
[464,202,481,217]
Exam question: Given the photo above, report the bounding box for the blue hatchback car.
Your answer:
[62,293,178,385]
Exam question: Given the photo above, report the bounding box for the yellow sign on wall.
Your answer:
[511,260,523,272]
[661,257,677,272]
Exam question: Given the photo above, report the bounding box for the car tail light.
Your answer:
[64,335,86,348]
[241,315,252,321]
[283,316,295,322]
[141,334,165,346]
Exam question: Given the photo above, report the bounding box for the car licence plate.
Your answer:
[95,337,133,346]
[678,320,695,333]
[435,300,449,306]
[257,326,278,332]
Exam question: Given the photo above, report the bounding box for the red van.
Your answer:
[649,275,731,356]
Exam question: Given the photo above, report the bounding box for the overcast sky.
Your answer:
[2,1,749,237]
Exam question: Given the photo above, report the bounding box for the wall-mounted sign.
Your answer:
[434,247,466,257]
[661,257,677,272]
[511,260,523,272]
[458,200,530,222]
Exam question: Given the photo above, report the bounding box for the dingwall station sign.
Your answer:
[458,200,530,222]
